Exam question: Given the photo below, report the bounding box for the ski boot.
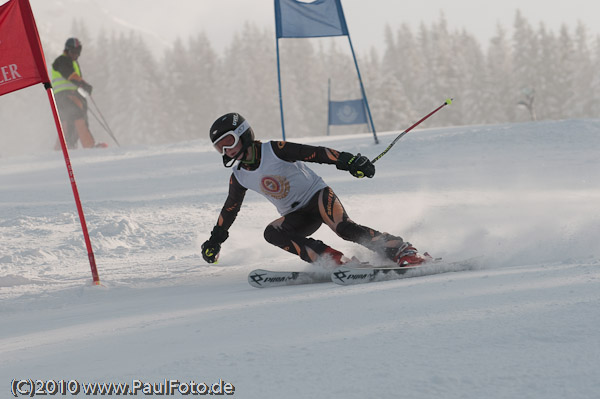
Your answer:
[321,247,364,267]
[392,244,432,267]
[321,247,347,265]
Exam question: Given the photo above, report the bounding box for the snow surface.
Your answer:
[1,119,599,398]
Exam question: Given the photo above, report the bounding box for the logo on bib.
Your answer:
[261,175,290,200]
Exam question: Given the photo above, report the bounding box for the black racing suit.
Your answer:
[216,141,406,263]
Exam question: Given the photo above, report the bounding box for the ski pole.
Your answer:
[371,98,453,164]
[87,106,111,137]
[87,93,121,147]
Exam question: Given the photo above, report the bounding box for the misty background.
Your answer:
[1,4,599,157]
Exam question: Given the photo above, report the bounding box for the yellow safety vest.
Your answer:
[51,60,81,94]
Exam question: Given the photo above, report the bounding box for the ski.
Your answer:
[248,257,481,288]
[330,265,420,285]
[248,269,330,288]
[331,257,481,286]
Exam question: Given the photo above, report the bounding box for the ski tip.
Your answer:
[445,98,453,105]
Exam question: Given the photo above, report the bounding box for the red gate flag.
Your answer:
[0,0,100,285]
[0,0,50,96]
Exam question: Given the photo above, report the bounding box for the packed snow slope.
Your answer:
[1,119,599,398]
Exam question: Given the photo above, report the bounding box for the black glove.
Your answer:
[79,81,93,95]
[201,225,229,264]
[336,152,375,178]
[201,241,221,263]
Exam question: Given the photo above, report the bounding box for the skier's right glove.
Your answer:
[336,152,375,178]
[201,225,229,264]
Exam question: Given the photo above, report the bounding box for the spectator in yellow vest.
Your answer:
[51,38,105,149]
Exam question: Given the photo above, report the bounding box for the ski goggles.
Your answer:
[212,120,250,155]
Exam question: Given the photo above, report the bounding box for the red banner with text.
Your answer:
[0,0,49,96]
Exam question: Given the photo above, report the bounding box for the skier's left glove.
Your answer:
[79,81,93,95]
[201,225,229,264]
[336,152,375,178]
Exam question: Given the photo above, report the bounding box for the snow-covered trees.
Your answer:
[2,14,598,152]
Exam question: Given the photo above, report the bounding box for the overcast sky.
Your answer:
[84,0,599,50]
[10,0,600,53]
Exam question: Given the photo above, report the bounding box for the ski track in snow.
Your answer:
[1,119,599,398]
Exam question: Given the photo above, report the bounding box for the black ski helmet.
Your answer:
[64,37,82,56]
[209,113,255,167]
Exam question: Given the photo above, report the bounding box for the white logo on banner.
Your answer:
[336,104,358,123]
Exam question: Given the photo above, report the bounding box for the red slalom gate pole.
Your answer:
[44,83,100,285]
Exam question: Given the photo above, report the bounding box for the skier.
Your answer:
[201,113,430,267]
[51,37,106,149]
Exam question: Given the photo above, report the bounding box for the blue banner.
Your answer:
[328,99,368,125]
[275,0,348,39]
